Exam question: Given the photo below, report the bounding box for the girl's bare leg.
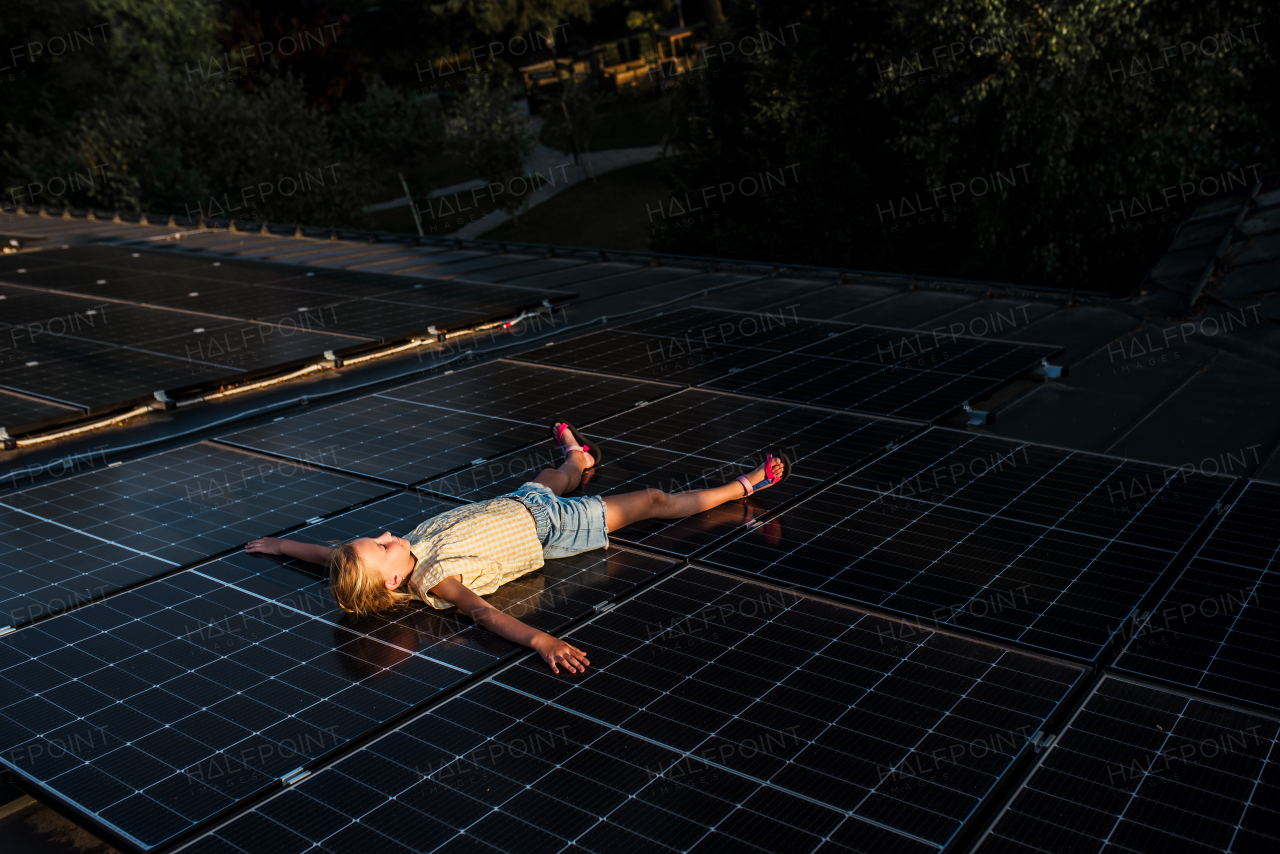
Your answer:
[602,456,785,533]
[532,449,589,496]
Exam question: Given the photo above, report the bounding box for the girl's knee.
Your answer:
[647,488,671,509]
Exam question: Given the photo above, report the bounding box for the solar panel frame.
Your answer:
[971,674,1280,854]
[1111,480,1280,713]
[702,427,1235,661]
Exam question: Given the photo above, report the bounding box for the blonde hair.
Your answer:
[327,540,413,616]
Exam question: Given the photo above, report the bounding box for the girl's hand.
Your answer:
[532,636,590,674]
[245,537,283,555]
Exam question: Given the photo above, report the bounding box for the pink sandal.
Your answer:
[551,421,602,470]
[736,450,792,498]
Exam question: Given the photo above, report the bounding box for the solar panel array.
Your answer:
[2,246,1271,854]
[423,388,916,557]
[510,307,1062,423]
[0,245,575,433]
[703,428,1233,660]
[1113,480,1280,712]
[220,360,677,485]
[0,442,391,627]
[180,567,1085,854]
[975,676,1279,854]
[0,492,674,849]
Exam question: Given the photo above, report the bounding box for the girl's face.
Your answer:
[351,531,415,590]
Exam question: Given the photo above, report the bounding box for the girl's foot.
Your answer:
[736,452,790,498]
[552,421,600,469]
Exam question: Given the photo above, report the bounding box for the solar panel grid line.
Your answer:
[1185,485,1278,690]
[172,566,1019,854]
[703,428,1235,661]
[694,349,984,423]
[0,570,465,852]
[419,387,920,561]
[0,529,673,851]
[0,440,395,628]
[1110,479,1280,713]
[173,687,870,854]
[217,359,684,489]
[203,437,411,492]
[181,566,467,677]
[970,675,1280,854]
[490,681,931,853]
[0,501,184,567]
[480,566,1084,848]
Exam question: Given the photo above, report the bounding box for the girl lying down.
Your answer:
[247,422,790,675]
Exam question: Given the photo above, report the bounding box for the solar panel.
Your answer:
[0,289,122,327]
[703,352,1014,423]
[216,491,677,668]
[423,388,917,557]
[372,278,573,314]
[40,273,245,307]
[0,347,245,410]
[220,360,678,485]
[509,307,1060,423]
[974,675,1279,854]
[501,262,636,290]
[616,305,851,352]
[0,247,580,426]
[254,299,479,340]
[2,263,158,291]
[703,428,1233,660]
[0,387,79,431]
[794,325,1060,380]
[0,494,674,850]
[0,254,73,275]
[182,566,1084,853]
[0,441,392,626]
[512,329,780,385]
[1113,480,1280,712]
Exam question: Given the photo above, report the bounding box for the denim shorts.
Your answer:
[507,482,609,559]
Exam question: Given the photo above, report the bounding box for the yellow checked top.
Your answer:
[405,497,544,609]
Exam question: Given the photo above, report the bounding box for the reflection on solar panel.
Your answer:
[0,442,391,626]
[0,493,674,849]
[704,428,1232,660]
[974,676,1279,854]
[0,568,465,849]
[1113,481,1280,712]
[424,388,917,557]
[0,245,576,431]
[220,360,677,485]
[184,567,1083,853]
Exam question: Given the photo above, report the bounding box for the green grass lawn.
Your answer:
[484,159,673,252]
[540,97,670,152]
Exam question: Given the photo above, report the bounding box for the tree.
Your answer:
[654,0,1278,295]
[446,73,540,223]
[541,71,607,180]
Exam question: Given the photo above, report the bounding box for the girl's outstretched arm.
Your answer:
[245,537,333,565]
[431,576,590,674]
